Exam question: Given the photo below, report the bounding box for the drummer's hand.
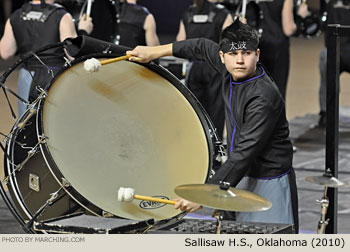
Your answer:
[297,2,310,19]
[127,46,159,63]
[79,14,93,35]
[174,197,202,213]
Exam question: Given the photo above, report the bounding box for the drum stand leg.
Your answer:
[317,186,330,234]
[23,186,66,233]
[212,209,223,234]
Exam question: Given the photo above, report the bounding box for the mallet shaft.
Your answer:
[100,55,131,66]
[133,194,176,205]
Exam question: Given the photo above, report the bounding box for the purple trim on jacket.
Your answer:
[229,67,265,152]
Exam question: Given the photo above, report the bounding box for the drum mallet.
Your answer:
[118,187,203,210]
[84,55,131,73]
[118,187,176,205]
[86,0,92,19]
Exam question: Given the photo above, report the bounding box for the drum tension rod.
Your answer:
[23,186,66,233]
[31,52,54,78]
[1,137,46,185]
[17,89,47,131]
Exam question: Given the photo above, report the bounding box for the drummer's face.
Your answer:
[219,49,260,81]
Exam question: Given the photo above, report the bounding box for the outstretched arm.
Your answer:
[126,43,173,63]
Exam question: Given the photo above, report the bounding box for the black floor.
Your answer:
[1,112,350,234]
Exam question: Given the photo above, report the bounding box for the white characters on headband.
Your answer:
[229,41,247,51]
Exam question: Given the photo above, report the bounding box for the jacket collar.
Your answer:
[230,64,265,85]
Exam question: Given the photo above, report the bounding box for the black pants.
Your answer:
[186,61,225,139]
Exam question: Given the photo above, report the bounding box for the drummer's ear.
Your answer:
[219,51,225,64]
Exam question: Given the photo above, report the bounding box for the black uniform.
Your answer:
[257,0,290,100]
[173,38,298,228]
[86,1,149,47]
[10,2,67,101]
[181,2,229,138]
[118,2,150,47]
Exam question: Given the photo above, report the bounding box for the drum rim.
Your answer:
[35,53,217,221]
[4,112,37,221]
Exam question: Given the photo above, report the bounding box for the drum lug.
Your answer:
[102,211,114,218]
[64,57,72,67]
[61,178,71,188]
[29,173,40,192]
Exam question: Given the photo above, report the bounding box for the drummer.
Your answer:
[127,19,299,232]
[0,0,93,116]
[117,0,160,47]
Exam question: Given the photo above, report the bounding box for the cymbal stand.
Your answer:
[212,209,223,234]
[317,186,330,234]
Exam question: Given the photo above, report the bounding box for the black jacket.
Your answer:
[173,38,293,187]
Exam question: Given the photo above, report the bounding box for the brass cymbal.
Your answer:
[305,175,349,188]
[174,184,272,212]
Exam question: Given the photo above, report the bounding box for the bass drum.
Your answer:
[4,54,218,225]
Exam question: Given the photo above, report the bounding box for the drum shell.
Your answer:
[4,114,85,223]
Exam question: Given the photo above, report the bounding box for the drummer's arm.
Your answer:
[127,43,173,63]
[0,19,17,60]
[144,14,160,46]
[176,20,186,41]
[59,13,77,41]
[282,0,297,36]
[282,0,309,37]
[208,97,279,187]
[59,13,78,60]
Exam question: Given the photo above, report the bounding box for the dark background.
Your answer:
[0,0,194,43]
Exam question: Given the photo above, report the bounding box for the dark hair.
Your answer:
[220,19,259,49]
[194,0,206,13]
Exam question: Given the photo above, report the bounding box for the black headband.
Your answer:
[220,40,258,53]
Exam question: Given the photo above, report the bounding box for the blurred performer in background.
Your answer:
[0,0,92,116]
[89,0,159,47]
[257,0,309,100]
[176,0,233,139]
[118,0,159,47]
[318,0,350,127]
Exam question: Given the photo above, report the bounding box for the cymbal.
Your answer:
[305,175,349,188]
[174,184,272,212]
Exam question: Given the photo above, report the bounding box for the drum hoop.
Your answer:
[2,123,33,228]
[35,53,217,221]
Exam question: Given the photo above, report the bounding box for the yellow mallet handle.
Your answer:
[133,194,203,210]
[100,55,131,66]
[134,194,176,205]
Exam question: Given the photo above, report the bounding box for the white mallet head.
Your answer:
[118,187,135,202]
[84,58,101,73]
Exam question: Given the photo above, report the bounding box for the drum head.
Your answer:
[41,59,210,220]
